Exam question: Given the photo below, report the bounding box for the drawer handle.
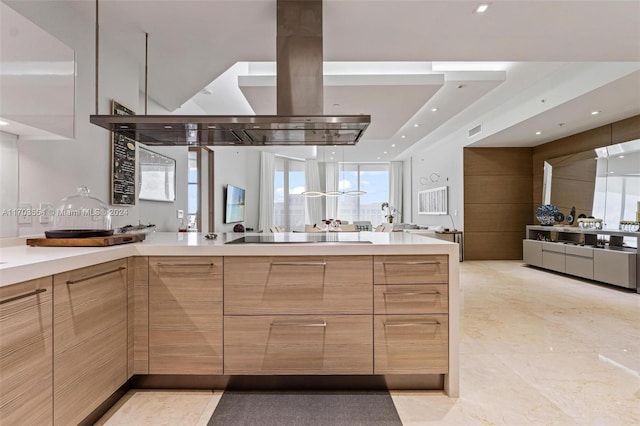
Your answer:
[271,262,327,267]
[156,263,215,267]
[384,320,440,327]
[270,321,327,327]
[0,288,47,305]
[66,266,126,285]
[382,261,440,265]
[383,290,440,296]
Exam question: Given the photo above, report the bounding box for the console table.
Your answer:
[523,225,638,292]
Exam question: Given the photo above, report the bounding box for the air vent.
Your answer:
[468,124,482,137]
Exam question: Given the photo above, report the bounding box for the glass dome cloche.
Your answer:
[45,186,113,238]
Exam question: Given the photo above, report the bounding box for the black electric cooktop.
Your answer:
[225,235,372,244]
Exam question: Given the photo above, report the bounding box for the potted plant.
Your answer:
[381,202,399,224]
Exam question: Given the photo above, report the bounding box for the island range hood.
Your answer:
[90,0,370,146]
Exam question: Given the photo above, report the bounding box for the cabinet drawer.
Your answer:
[224,256,372,315]
[374,255,448,285]
[374,284,448,315]
[565,248,593,280]
[149,257,223,374]
[224,315,373,374]
[54,259,128,426]
[542,248,565,273]
[0,277,53,426]
[374,314,448,374]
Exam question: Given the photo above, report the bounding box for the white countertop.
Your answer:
[0,231,458,287]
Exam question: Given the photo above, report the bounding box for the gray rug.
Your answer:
[207,390,403,426]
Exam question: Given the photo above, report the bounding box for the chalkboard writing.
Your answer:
[111,100,136,205]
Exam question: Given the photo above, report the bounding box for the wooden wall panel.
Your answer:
[464,231,526,260]
[464,147,533,260]
[465,204,533,233]
[464,175,532,204]
[465,148,533,176]
[611,115,640,144]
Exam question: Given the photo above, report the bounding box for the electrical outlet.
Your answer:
[177,209,184,219]
[40,202,53,224]
[18,203,32,224]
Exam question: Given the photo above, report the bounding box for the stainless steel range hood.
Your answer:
[90,0,370,146]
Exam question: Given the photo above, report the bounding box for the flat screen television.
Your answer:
[224,184,246,223]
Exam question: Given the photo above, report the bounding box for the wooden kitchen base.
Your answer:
[130,374,445,391]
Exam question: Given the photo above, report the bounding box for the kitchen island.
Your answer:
[0,232,459,425]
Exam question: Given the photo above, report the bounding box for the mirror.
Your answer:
[138,146,176,202]
[543,139,640,230]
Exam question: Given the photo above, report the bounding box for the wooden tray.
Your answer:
[27,233,145,247]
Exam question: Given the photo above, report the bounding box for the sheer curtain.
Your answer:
[389,161,403,222]
[305,159,323,224]
[258,151,275,233]
[325,162,339,220]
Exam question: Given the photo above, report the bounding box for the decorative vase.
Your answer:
[387,217,394,224]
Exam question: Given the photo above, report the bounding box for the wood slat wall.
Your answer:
[464,148,533,260]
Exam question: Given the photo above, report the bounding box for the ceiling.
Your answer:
[4,0,640,161]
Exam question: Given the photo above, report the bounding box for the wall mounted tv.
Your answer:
[224,184,246,223]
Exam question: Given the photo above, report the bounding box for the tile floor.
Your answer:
[96,261,640,425]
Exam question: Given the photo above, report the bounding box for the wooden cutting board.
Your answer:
[27,233,145,247]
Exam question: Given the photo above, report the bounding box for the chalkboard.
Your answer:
[110,100,136,205]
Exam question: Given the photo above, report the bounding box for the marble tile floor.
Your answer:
[96,260,640,426]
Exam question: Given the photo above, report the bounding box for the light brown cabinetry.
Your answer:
[224,256,373,375]
[53,259,128,426]
[373,255,449,374]
[149,256,223,374]
[0,277,53,425]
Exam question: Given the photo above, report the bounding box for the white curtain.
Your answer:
[258,151,275,232]
[389,161,403,223]
[325,162,339,220]
[304,159,323,224]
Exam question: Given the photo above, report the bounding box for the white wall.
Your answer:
[212,147,261,233]
[411,141,464,231]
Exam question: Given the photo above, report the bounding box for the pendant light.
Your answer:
[301,146,366,197]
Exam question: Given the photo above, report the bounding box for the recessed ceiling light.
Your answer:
[391,144,396,147]
[591,110,600,115]
[609,171,614,174]
[475,4,489,13]
[401,135,406,139]
[331,151,335,154]
[431,108,439,112]
[0,120,8,126]
[383,151,387,154]
[414,123,420,128]
[163,125,172,129]
[377,157,380,160]
[619,155,625,159]
[208,125,216,129]
[330,157,334,160]
[535,131,542,135]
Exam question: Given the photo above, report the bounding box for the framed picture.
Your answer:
[138,145,176,202]
[110,100,136,205]
[418,186,448,215]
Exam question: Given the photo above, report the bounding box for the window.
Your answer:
[187,149,198,228]
[337,163,389,224]
[273,157,305,231]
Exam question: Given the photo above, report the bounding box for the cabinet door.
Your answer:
[0,277,52,425]
[149,257,223,374]
[224,256,372,315]
[54,259,128,426]
[374,314,448,374]
[224,315,373,375]
[523,240,543,267]
[565,246,594,280]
